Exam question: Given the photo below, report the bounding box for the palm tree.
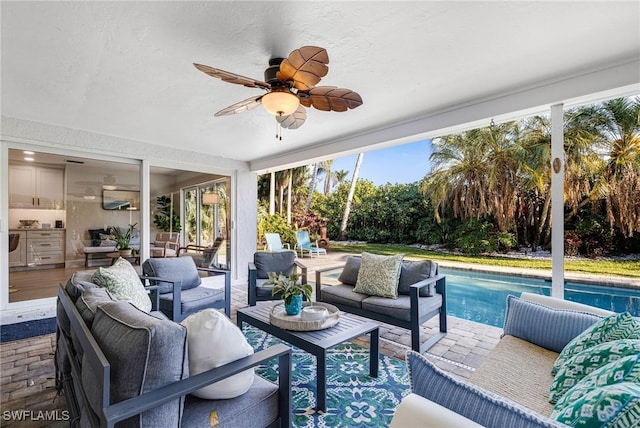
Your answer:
[338,153,364,240]
[305,163,320,213]
[597,97,640,237]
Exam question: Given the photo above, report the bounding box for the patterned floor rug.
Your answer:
[243,326,410,428]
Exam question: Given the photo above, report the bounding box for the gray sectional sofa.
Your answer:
[391,293,615,427]
[56,271,291,427]
[314,255,447,353]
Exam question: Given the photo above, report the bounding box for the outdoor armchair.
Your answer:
[248,251,308,306]
[142,256,231,322]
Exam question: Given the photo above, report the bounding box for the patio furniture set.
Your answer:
[56,235,637,427]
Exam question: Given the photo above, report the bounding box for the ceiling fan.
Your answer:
[194,46,363,138]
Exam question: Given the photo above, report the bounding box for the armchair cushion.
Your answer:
[254,251,296,279]
[75,287,117,327]
[91,258,152,312]
[159,287,225,318]
[362,294,443,322]
[143,256,202,293]
[353,252,403,299]
[181,309,254,399]
[398,260,436,297]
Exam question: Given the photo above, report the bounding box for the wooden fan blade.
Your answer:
[194,63,270,90]
[214,95,263,117]
[298,86,363,112]
[276,46,329,91]
[276,105,307,129]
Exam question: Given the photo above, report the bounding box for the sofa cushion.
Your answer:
[253,251,296,279]
[551,382,640,427]
[353,252,403,299]
[92,258,152,312]
[142,256,202,294]
[75,287,117,327]
[551,354,640,416]
[552,311,640,374]
[362,294,443,322]
[338,256,361,285]
[320,283,369,308]
[398,260,436,297]
[549,339,640,403]
[406,351,564,427]
[181,309,254,399]
[182,375,280,428]
[159,287,225,319]
[83,301,188,427]
[503,295,602,353]
[88,228,111,246]
[65,270,99,301]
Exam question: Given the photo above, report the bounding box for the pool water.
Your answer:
[440,268,640,327]
[325,268,640,328]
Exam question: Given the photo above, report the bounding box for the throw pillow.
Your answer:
[552,354,640,415]
[551,312,640,375]
[551,382,640,427]
[502,295,602,353]
[91,258,152,312]
[549,339,640,403]
[397,259,436,297]
[353,252,403,299]
[181,309,254,399]
[338,256,361,285]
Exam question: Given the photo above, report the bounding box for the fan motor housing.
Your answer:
[265,58,284,86]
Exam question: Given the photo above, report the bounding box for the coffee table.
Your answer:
[237,304,379,412]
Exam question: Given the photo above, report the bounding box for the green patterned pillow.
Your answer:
[92,258,152,312]
[353,252,403,299]
[552,382,640,427]
[549,339,640,403]
[552,312,640,375]
[552,354,640,416]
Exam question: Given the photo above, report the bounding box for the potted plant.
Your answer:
[111,223,137,256]
[267,272,313,316]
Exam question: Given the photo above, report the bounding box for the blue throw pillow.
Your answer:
[502,295,602,353]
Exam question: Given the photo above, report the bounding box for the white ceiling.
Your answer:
[2,1,639,170]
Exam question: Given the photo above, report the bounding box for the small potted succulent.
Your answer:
[267,272,313,316]
[111,223,136,256]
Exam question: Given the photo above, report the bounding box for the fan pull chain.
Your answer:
[275,120,282,140]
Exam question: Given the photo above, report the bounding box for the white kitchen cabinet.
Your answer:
[27,230,65,266]
[8,231,27,267]
[9,164,64,209]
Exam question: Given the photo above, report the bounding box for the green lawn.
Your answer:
[330,243,640,279]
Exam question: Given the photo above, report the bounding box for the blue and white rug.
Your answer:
[243,326,410,427]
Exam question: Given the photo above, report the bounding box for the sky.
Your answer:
[329,139,433,186]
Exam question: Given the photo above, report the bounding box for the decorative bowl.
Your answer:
[19,220,39,226]
[300,305,329,321]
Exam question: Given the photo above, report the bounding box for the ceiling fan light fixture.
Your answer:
[261,90,299,116]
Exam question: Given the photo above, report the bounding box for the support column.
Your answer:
[140,160,150,262]
[269,172,275,215]
[550,103,564,298]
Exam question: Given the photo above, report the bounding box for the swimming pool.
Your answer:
[440,267,640,327]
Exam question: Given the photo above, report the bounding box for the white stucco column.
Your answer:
[139,159,150,262]
[550,103,565,298]
[269,172,275,215]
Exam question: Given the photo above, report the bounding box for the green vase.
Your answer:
[285,294,302,316]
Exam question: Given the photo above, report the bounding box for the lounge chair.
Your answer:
[295,230,327,258]
[264,232,291,252]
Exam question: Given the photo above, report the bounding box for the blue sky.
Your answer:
[330,139,433,186]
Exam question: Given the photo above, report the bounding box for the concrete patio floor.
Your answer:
[1,251,504,427]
